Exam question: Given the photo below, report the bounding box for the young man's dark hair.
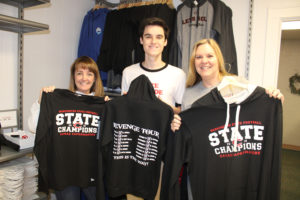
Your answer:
[122,16,186,115]
[139,17,170,40]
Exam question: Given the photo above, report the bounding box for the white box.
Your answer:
[3,130,35,150]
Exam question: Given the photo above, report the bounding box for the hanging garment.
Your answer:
[97,75,173,200]
[78,8,110,85]
[97,4,176,75]
[161,84,282,200]
[171,0,238,75]
[34,89,106,193]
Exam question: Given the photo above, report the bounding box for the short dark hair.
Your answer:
[139,17,170,40]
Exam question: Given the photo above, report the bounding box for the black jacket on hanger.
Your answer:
[161,86,282,200]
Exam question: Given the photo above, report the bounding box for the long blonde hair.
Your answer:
[186,38,230,88]
[69,56,104,97]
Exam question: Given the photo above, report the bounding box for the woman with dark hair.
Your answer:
[28,56,108,200]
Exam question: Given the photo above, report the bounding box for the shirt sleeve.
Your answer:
[121,67,130,94]
[174,70,186,105]
[161,121,192,200]
[27,100,40,133]
[33,92,51,192]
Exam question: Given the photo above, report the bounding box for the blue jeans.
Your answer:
[55,186,96,200]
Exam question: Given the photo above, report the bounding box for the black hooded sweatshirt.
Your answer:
[97,75,173,200]
[161,86,282,200]
[34,89,106,193]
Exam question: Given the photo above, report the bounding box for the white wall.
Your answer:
[0,4,18,111]
[22,0,94,131]
[248,0,300,147]
[249,0,300,87]
[0,0,94,130]
[219,0,250,78]
[278,39,300,146]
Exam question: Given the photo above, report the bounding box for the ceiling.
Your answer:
[281,29,300,40]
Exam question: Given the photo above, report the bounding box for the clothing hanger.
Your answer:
[118,0,173,9]
[186,0,207,6]
[93,3,105,11]
[118,0,134,9]
[217,76,249,99]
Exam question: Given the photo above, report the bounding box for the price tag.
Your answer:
[0,110,18,128]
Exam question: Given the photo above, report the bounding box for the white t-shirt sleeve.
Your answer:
[27,100,40,133]
[121,68,130,94]
[174,70,186,105]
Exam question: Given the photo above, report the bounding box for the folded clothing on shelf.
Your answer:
[1,130,35,151]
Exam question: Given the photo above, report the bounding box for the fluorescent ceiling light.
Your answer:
[282,21,300,30]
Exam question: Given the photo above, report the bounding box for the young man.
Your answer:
[121,17,186,114]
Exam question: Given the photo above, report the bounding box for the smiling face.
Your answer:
[140,25,167,58]
[194,43,220,81]
[74,64,95,94]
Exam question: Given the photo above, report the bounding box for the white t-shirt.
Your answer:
[121,63,186,106]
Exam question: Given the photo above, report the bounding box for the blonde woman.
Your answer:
[171,38,284,131]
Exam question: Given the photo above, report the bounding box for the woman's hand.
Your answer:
[157,96,181,114]
[265,87,284,103]
[38,85,55,104]
[171,114,182,132]
[104,96,110,101]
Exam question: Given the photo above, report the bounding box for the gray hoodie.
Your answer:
[171,0,238,75]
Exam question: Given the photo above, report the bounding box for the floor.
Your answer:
[280,149,300,200]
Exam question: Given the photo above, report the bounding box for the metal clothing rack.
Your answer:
[94,0,253,78]
[95,0,120,7]
[95,0,172,8]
